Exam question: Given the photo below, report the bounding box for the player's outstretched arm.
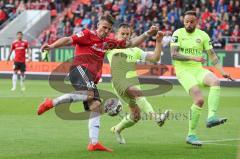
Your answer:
[126,25,158,47]
[41,37,73,52]
[170,45,205,62]
[207,49,233,80]
[145,31,164,62]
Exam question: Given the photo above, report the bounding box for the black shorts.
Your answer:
[69,65,100,111]
[13,62,26,72]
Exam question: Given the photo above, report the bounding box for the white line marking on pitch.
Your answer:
[202,138,240,143]
[203,143,239,147]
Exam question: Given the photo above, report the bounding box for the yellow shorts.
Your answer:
[176,67,212,93]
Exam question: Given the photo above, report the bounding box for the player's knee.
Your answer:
[131,113,141,122]
[195,98,204,107]
[87,90,95,100]
[127,87,143,98]
[190,87,204,107]
[89,100,101,112]
[211,79,220,86]
[134,116,141,122]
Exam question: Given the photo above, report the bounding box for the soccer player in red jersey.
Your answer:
[7,31,31,91]
[37,14,158,152]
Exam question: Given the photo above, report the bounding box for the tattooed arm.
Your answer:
[145,31,164,62]
[126,25,158,47]
[170,46,205,62]
[207,49,232,80]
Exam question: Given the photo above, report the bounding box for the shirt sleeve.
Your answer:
[203,32,213,51]
[26,41,29,49]
[104,38,127,49]
[11,43,15,51]
[133,47,147,61]
[71,29,90,45]
[170,29,180,47]
[115,39,127,48]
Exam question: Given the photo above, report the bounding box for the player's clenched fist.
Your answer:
[156,31,165,42]
[145,25,159,36]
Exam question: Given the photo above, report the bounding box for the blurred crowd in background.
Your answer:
[0,0,239,49]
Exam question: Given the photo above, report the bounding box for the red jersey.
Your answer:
[71,29,126,83]
[11,40,29,63]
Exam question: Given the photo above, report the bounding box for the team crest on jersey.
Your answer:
[103,42,107,46]
[76,32,84,37]
[103,41,117,49]
[196,39,201,43]
[171,36,178,43]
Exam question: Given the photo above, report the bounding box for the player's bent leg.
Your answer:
[203,73,227,128]
[53,91,89,106]
[189,86,204,108]
[111,105,140,144]
[136,96,170,127]
[127,87,154,121]
[88,100,113,152]
[109,85,140,144]
[131,86,170,127]
[37,90,90,115]
[176,70,203,145]
[186,86,204,146]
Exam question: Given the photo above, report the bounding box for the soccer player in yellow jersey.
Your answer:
[170,11,232,146]
[106,23,169,144]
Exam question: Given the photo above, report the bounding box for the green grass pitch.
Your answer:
[0,79,239,159]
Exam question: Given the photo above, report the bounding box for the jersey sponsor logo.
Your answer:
[15,47,25,50]
[171,36,178,43]
[91,44,106,52]
[196,38,201,43]
[76,31,84,37]
[180,48,201,56]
